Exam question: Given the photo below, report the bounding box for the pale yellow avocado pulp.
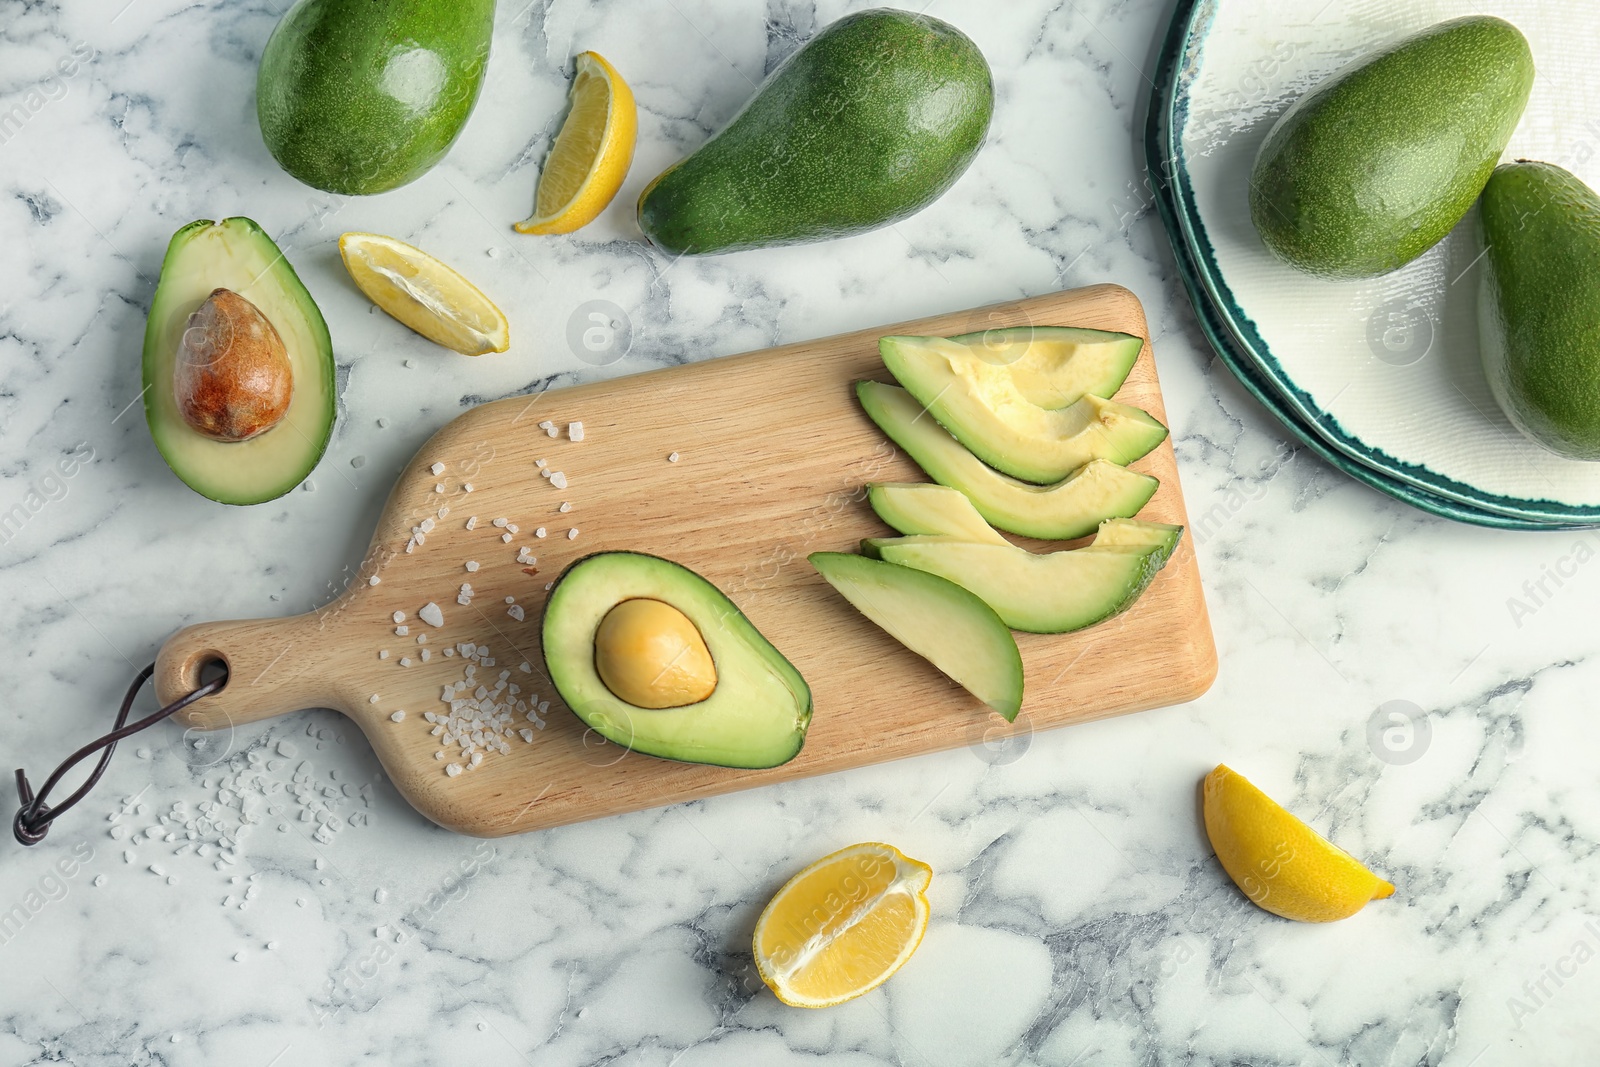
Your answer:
[143,218,334,504]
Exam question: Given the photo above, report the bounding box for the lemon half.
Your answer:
[753,842,932,1008]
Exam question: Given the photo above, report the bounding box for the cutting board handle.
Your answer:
[154,612,349,731]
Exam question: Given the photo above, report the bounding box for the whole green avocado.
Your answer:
[637,8,994,255]
[1249,16,1533,278]
[256,0,494,196]
[1480,162,1600,461]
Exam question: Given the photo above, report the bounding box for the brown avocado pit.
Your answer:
[173,287,294,442]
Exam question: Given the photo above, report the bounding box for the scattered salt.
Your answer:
[668,452,680,463]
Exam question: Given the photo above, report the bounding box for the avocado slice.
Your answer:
[873,519,1180,633]
[879,337,1169,484]
[809,552,1023,721]
[943,326,1145,408]
[542,551,813,769]
[1249,16,1533,278]
[1089,518,1184,567]
[636,9,993,254]
[1479,162,1600,460]
[856,382,1159,539]
[867,484,1010,546]
[142,218,335,505]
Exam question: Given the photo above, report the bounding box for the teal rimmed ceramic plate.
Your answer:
[1156,0,1600,524]
[1145,0,1596,532]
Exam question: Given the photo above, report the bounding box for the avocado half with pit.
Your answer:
[142,218,335,505]
[542,551,813,769]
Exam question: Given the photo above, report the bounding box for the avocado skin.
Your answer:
[1480,162,1600,460]
[256,0,494,196]
[1249,16,1533,278]
[637,8,993,255]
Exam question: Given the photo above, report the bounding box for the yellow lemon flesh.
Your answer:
[594,598,716,708]
[338,232,509,356]
[753,842,932,1009]
[516,52,637,235]
[1202,764,1395,923]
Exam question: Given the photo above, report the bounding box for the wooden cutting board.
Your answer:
[154,284,1216,837]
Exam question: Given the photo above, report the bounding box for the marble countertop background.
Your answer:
[3,0,1598,1063]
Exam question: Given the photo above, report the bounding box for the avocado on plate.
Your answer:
[1480,161,1600,460]
[1249,15,1533,278]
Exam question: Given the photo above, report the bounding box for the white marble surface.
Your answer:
[2,1,1598,1063]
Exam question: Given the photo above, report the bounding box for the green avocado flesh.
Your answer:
[868,483,1009,545]
[943,326,1145,407]
[809,552,1022,721]
[878,336,1169,484]
[856,381,1159,538]
[542,552,813,769]
[872,519,1180,633]
[636,8,993,254]
[1249,15,1533,278]
[1480,162,1600,460]
[257,0,494,195]
[142,218,335,505]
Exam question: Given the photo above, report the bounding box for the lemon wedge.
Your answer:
[338,232,509,356]
[516,52,637,235]
[1203,764,1395,923]
[753,842,932,1009]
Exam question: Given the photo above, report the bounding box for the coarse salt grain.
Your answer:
[392,611,405,624]
[399,657,413,667]
[379,650,389,660]
[508,605,524,622]
[559,502,572,513]
[535,527,547,538]
[492,517,508,528]
[465,516,478,530]
[368,575,381,586]
[568,421,584,441]
[535,458,547,468]
[567,528,579,540]
[463,483,474,493]
[395,626,408,636]
[435,484,445,493]
[430,462,445,475]
[419,602,444,627]
[668,452,680,463]
[465,560,478,572]
[368,694,380,704]
[445,764,462,777]
[501,532,512,543]
[390,711,406,723]
[549,472,568,489]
